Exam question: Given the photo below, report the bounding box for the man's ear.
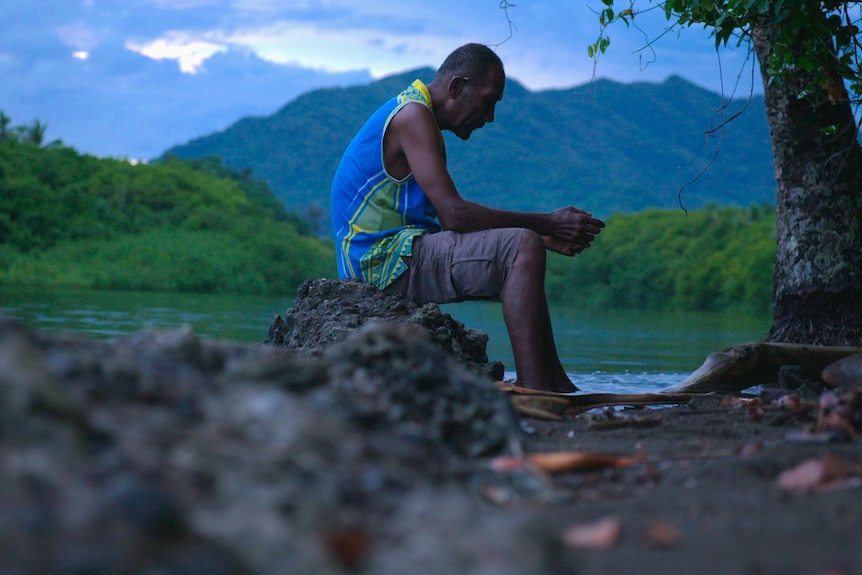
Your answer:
[448,76,468,98]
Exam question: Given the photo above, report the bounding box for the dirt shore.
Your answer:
[3,301,862,575]
[502,394,862,575]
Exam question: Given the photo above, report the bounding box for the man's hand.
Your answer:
[545,207,605,251]
[542,235,586,257]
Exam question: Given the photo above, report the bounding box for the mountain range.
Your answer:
[162,69,776,224]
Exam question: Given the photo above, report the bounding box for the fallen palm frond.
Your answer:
[496,381,693,419]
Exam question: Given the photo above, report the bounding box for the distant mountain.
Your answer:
[162,69,775,224]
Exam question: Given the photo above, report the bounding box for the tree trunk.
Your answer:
[751,22,862,346]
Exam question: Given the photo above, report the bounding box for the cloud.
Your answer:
[0,0,763,159]
[140,0,222,9]
[0,4,374,159]
[118,0,506,78]
[57,22,100,52]
[5,44,371,159]
[127,33,228,73]
[216,22,446,77]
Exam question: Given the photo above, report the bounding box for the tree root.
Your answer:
[663,342,862,394]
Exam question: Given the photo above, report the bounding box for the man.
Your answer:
[331,43,604,392]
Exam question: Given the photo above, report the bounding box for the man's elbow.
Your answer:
[437,204,477,233]
[437,213,472,233]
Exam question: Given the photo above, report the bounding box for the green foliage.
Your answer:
[0,109,777,310]
[0,124,334,295]
[546,204,776,313]
[163,70,776,224]
[591,1,862,107]
[170,154,314,234]
[0,113,63,148]
[0,227,332,294]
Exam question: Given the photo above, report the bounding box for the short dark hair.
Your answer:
[436,43,504,82]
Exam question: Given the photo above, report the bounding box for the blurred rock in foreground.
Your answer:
[0,312,563,575]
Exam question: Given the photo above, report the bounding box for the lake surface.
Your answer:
[0,286,771,394]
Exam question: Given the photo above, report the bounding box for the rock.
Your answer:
[0,313,529,575]
[822,351,862,388]
[0,316,79,424]
[323,322,517,459]
[265,278,505,381]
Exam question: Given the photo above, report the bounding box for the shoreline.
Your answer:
[508,394,862,574]
[2,309,860,574]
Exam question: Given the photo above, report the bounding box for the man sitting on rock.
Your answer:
[330,43,604,393]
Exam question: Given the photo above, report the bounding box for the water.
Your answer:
[440,301,770,393]
[0,287,293,343]
[0,286,771,394]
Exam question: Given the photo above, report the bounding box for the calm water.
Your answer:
[0,286,771,393]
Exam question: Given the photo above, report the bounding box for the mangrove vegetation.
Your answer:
[0,129,333,294]
[1,114,775,313]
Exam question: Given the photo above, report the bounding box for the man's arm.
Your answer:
[389,103,604,251]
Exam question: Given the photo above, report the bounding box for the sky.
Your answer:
[0,0,759,160]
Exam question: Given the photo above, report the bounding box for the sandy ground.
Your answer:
[4,300,861,575]
[498,393,862,575]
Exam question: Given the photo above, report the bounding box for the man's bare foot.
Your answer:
[516,379,579,393]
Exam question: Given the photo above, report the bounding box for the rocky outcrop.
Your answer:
[265,278,505,381]
[0,313,543,574]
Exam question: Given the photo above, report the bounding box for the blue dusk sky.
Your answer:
[1,0,758,159]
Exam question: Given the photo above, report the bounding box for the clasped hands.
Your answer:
[542,206,605,257]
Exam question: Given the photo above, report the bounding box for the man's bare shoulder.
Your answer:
[390,100,437,131]
[387,101,442,157]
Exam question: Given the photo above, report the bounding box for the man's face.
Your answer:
[450,64,505,140]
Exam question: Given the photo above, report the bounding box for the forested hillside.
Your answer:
[547,204,776,314]
[0,135,333,294]
[163,70,775,226]
[1,112,773,314]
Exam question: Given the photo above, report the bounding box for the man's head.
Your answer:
[432,43,505,140]
[436,43,504,85]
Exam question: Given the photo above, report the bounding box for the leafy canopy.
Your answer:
[546,204,776,314]
[589,0,862,106]
[0,115,335,295]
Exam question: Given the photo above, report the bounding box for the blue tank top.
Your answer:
[330,80,442,289]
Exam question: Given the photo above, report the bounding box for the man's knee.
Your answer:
[514,230,546,265]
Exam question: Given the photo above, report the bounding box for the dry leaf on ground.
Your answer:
[642,520,683,548]
[776,452,862,492]
[720,396,755,407]
[321,526,373,569]
[563,515,623,550]
[817,388,862,435]
[490,450,645,474]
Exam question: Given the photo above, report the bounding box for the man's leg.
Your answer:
[501,230,576,392]
[392,229,575,392]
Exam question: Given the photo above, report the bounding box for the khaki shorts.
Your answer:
[384,228,525,305]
